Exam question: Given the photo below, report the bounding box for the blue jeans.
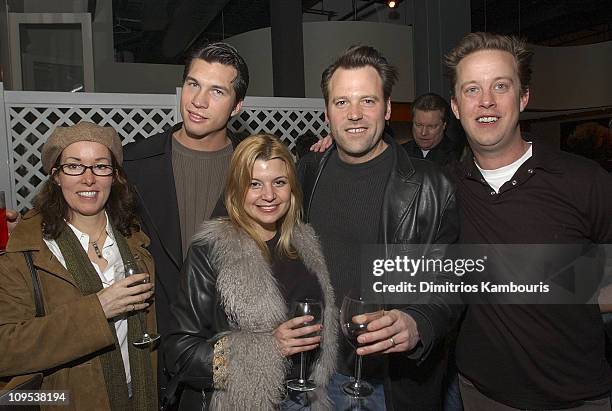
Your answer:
[443,371,463,411]
[327,373,386,411]
[280,390,311,411]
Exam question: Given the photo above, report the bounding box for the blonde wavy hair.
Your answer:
[224,133,303,260]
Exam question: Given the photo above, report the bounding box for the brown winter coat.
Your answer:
[0,210,157,410]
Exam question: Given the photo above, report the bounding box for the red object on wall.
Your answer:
[390,102,413,122]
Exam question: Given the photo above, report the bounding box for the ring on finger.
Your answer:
[130,304,135,311]
[389,337,396,347]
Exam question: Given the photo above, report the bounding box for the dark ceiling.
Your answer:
[112,0,612,64]
[470,0,612,46]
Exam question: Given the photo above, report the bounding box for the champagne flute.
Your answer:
[113,258,160,347]
[340,295,382,398]
[286,299,323,392]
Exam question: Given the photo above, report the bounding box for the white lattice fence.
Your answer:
[229,97,329,154]
[1,90,328,212]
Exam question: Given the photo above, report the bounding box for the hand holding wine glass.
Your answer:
[96,272,152,319]
[286,299,323,392]
[352,309,421,356]
[273,309,322,357]
[112,258,160,347]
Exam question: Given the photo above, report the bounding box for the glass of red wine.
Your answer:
[287,299,323,392]
[340,294,382,398]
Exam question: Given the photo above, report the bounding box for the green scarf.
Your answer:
[56,222,156,411]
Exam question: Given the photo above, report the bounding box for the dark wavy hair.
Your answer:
[33,153,139,240]
[320,45,398,105]
[182,41,250,105]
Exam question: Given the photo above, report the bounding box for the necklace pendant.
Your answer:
[91,241,103,259]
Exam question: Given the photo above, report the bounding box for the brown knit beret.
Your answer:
[41,122,123,173]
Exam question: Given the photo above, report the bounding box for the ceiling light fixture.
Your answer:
[387,0,397,8]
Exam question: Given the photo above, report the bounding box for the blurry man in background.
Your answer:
[402,92,462,166]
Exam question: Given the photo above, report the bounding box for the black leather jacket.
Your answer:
[161,220,338,411]
[161,242,228,410]
[298,135,463,409]
[402,134,462,167]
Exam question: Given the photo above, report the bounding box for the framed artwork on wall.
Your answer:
[7,13,95,92]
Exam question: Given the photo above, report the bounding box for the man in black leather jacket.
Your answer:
[298,45,461,410]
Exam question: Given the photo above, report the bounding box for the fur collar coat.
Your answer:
[166,219,337,410]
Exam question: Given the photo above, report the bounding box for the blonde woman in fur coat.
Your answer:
[163,134,337,410]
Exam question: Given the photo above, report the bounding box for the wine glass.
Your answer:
[286,299,323,392]
[340,295,382,398]
[113,259,160,347]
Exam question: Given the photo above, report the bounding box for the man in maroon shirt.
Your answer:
[446,32,612,410]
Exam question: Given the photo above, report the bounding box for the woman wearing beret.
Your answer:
[163,134,337,410]
[0,122,157,410]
